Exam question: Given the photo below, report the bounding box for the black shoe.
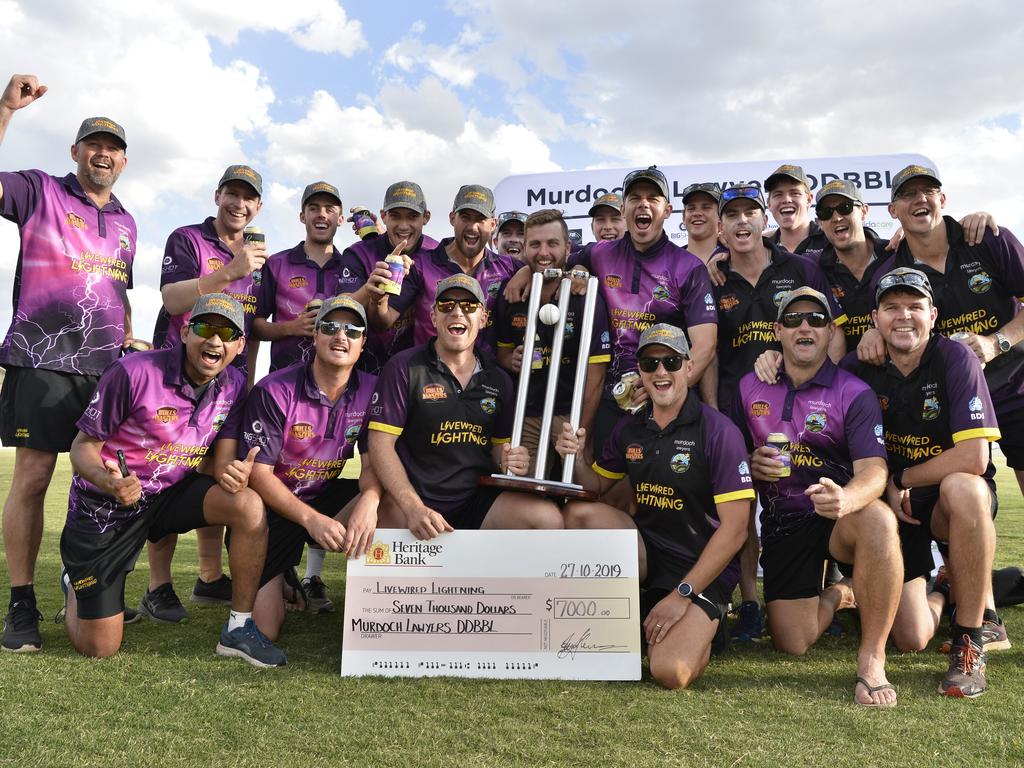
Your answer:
[2,600,43,652]
[139,583,188,624]
[730,600,764,642]
[123,606,142,625]
[191,574,233,605]
[301,575,335,614]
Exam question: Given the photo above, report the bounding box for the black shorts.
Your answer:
[258,479,360,585]
[0,366,100,451]
[592,395,626,456]
[995,406,1024,469]
[440,486,502,530]
[761,515,853,603]
[60,474,216,619]
[640,533,730,623]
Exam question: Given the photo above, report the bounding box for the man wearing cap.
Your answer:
[554,323,754,690]
[369,274,562,537]
[493,209,612,475]
[764,164,828,255]
[737,287,902,706]
[145,164,266,621]
[681,183,723,265]
[705,183,845,643]
[589,192,625,244]
[0,74,138,652]
[59,293,287,667]
[228,295,381,639]
[842,268,1001,697]
[493,210,527,259]
[367,184,518,356]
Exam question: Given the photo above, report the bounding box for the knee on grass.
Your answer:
[650,656,703,690]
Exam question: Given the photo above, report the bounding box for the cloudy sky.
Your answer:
[2,0,1023,359]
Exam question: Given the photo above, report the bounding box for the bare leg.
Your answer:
[892,577,940,651]
[481,491,563,530]
[3,447,57,587]
[648,605,718,689]
[64,580,124,659]
[201,486,267,612]
[196,525,226,583]
[146,534,176,590]
[253,574,286,641]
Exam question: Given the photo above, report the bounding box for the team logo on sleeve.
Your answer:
[155,406,179,424]
[564,322,575,337]
[625,444,644,462]
[969,396,986,420]
[291,422,315,440]
[874,423,884,444]
[922,396,940,421]
[968,273,992,294]
[421,384,447,401]
[739,461,751,481]
[365,541,391,565]
[750,400,771,417]
[65,212,87,230]
[480,397,496,415]
[805,413,826,433]
[345,424,361,444]
[652,284,670,302]
[670,452,691,473]
[601,331,610,344]
[371,392,379,404]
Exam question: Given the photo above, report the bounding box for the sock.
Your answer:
[952,623,984,647]
[10,584,35,607]
[982,608,998,624]
[304,547,326,580]
[227,610,252,631]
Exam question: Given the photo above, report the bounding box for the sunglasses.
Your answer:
[637,355,686,373]
[682,182,721,200]
[876,270,932,298]
[188,321,242,342]
[894,185,941,201]
[434,299,481,314]
[721,186,761,202]
[815,200,857,219]
[780,311,829,329]
[317,321,365,339]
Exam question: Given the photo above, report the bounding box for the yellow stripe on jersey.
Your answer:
[714,489,756,504]
[952,427,1001,443]
[593,462,625,480]
[367,421,403,436]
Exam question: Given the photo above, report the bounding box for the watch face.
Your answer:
[677,582,692,597]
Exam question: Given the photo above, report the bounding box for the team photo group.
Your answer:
[2,70,1024,708]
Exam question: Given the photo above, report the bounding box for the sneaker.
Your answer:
[939,635,987,698]
[191,574,233,605]
[123,606,142,625]
[301,575,335,614]
[939,615,1012,654]
[139,583,188,624]
[730,600,764,642]
[216,618,287,668]
[2,600,43,652]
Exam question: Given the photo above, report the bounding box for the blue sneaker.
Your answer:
[216,619,287,668]
[730,600,765,642]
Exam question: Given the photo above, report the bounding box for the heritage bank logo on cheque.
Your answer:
[365,540,444,565]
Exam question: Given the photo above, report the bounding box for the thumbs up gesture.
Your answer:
[219,446,260,494]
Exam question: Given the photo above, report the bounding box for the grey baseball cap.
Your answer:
[588,192,623,216]
[435,273,486,305]
[637,323,691,358]
[383,181,427,214]
[496,211,528,231]
[776,287,832,321]
[875,267,934,306]
[218,164,263,197]
[815,179,863,204]
[76,117,126,149]
[890,164,942,201]
[622,166,670,199]
[191,293,246,332]
[764,164,811,192]
[681,182,722,204]
[301,181,342,207]
[316,293,368,327]
[719,183,767,214]
[452,185,495,217]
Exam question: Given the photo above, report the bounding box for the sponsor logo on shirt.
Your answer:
[207,258,225,272]
[291,422,315,440]
[605,275,622,289]
[289,276,309,289]
[739,461,751,482]
[564,322,574,337]
[805,412,826,433]
[421,384,448,401]
[487,281,500,297]
[345,424,361,444]
[750,400,771,417]
[831,285,845,300]
[968,272,992,294]
[670,452,690,473]
[874,423,884,445]
[512,314,527,329]
[480,397,496,415]
[878,395,889,411]
[244,419,268,446]
[65,212,87,230]
[969,395,986,420]
[772,290,789,307]
[155,406,179,424]
[719,294,740,312]
[652,284,670,302]
[601,331,610,344]
[212,413,227,431]
[625,443,644,462]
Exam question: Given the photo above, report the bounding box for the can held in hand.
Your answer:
[384,252,405,296]
[765,432,791,478]
[612,371,643,414]
[349,207,377,240]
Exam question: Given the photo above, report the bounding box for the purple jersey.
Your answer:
[388,238,519,356]
[575,232,717,387]
[234,362,375,501]
[256,242,346,372]
[67,347,246,532]
[594,396,755,590]
[368,341,513,515]
[0,170,136,375]
[152,218,259,370]
[338,232,439,375]
[737,359,886,540]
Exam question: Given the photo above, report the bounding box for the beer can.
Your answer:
[765,432,791,478]
[242,226,264,244]
[384,253,405,296]
[305,299,323,314]
[122,339,153,356]
[612,371,643,414]
[349,207,378,240]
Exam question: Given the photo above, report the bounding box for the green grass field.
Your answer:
[1,451,1023,767]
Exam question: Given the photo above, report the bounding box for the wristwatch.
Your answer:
[995,331,1012,355]
[676,582,694,599]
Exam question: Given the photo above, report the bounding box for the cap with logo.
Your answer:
[681,182,722,205]
[875,267,934,305]
[452,185,495,217]
[316,293,368,327]
[301,181,342,207]
[588,192,623,216]
[383,181,427,214]
[764,164,811,192]
[191,293,246,332]
[435,274,486,305]
[776,286,832,321]
[815,179,863,204]
[496,211,528,231]
[637,323,691,358]
[76,117,127,149]
[719,183,767,214]
[218,165,263,197]
[890,164,942,202]
[622,166,670,199]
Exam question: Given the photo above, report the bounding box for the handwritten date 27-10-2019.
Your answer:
[558,562,622,578]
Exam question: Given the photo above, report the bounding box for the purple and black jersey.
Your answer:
[737,359,885,540]
[714,238,845,419]
[573,232,717,388]
[337,232,439,375]
[594,395,755,590]
[840,335,1001,481]
[234,362,375,501]
[768,221,828,254]
[387,238,519,356]
[368,341,513,515]
[152,218,259,370]
[494,286,612,416]
[0,170,136,375]
[67,346,246,533]
[256,242,346,372]
[872,218,1024,418]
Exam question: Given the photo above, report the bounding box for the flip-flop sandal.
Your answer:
[855,676,897,709]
